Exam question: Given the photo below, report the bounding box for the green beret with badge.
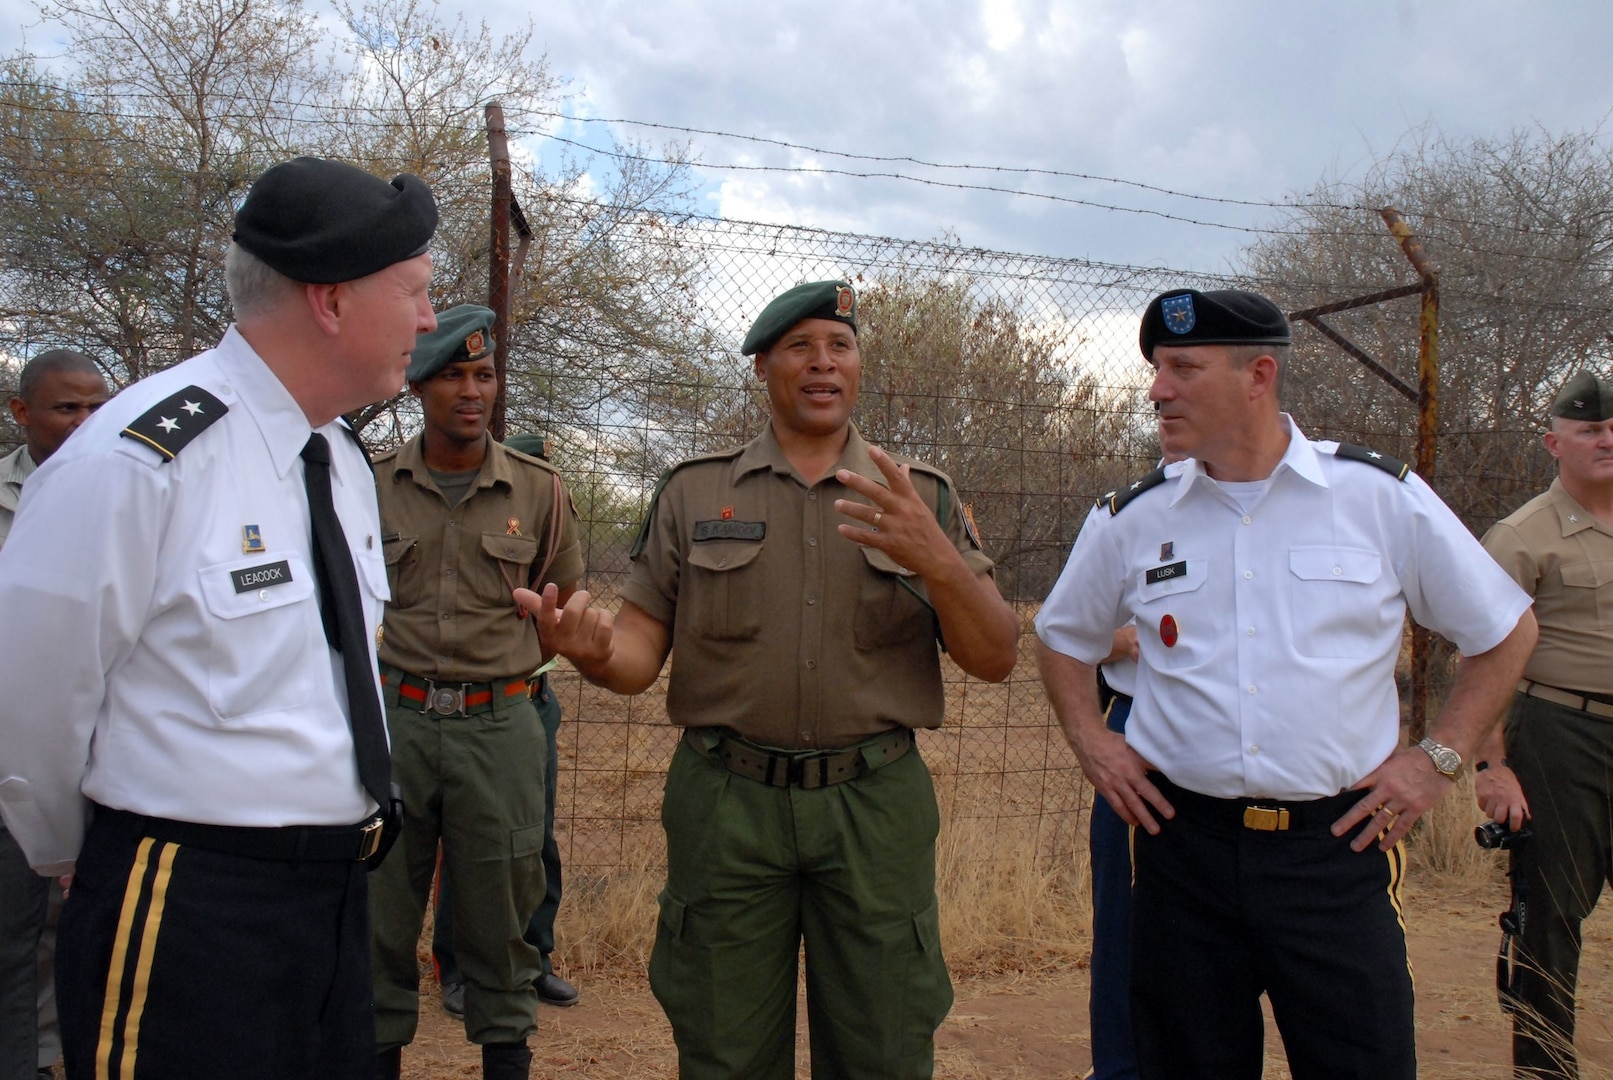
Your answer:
[407,304,495,383]
[232,156,438,285]
[741,280,858,356]
[1138,288,1291,360]
[1549,370,1613,422]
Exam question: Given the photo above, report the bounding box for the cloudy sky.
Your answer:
[3,0,1610,274]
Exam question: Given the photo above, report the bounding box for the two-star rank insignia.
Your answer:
[121,386,227,462]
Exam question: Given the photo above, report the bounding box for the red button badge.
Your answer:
[1160,614,1179,648]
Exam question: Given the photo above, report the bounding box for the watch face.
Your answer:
[1421,738,1460,775]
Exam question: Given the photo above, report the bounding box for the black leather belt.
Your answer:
[1153,775,1365,834]
[95,805,387,863]
[684,727,914,790]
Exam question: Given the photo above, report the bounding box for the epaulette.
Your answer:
[628,447,748,559]
[1097,467,1167,516]
[1330,442,1410,481]
[119,386,228,462]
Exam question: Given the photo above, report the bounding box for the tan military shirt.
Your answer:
[620,423,993,749]
[0,443,36,550]
[374,435,583,682]
[1483,478,1613,695]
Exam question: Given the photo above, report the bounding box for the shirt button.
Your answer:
[1333,566,1342,575]
[1242,515,1252,525]
[800,732,814,743]
[447,520,457,527]
[808,537,818,547]
[1246,627,1255,636]
[806,659,817,669]
[806,597,816,605]
[808,492,818,502]
[1249,744,1261,755]
[441,612,452,620]
[1247,684,1257,694]
[259,590,270,602]
[1243,570,1253,580]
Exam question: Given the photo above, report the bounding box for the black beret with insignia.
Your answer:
[233,156,438,285]
[1139,288,1291,360]
[741,280,857,356]
[1549,370,1613,422]
[406,304,495,383]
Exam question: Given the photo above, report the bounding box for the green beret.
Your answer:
[233,157,438,285]
[407,304,495,382]
[1550,370,1613,422]
[503,432,548,459]
[741,280,857,356]
[1139,288,1291,360]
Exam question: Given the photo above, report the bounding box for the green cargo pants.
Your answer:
[370,683,548,1049]
[648,735,953,1080]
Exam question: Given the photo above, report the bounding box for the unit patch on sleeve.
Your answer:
[120,386,228,462]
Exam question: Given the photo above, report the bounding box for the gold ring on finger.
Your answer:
[873,512,883,527]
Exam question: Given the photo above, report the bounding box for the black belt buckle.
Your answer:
[357,817,384,861]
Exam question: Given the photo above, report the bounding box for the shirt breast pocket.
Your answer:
[382,535,420,607]
[1136,558,1206,667]
[685,541,764,641]
[1288,547,1382,658]
[854,546,933,649]
[481,532,539,601]
[198,554,318,719]
[1559,560,1613,629]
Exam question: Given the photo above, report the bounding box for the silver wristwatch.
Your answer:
[1415,736,1462,779]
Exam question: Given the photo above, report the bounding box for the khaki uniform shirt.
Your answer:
[0,443,35,550]
[1483,478,1613,695]
[375,435,583,682]
[620,423,993,749]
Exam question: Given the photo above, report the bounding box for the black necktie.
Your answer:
[302,432,391,808]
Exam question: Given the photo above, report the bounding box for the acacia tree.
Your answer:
[0,0,703,447]
[1242,125,1613,528]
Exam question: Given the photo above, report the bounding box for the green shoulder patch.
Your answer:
[1098,467,1168,516]
[1332,443,1410,481]
[119,386,227,462]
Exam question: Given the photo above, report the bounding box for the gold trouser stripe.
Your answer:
[94,838,178,1080]
[118,842,177,1079]
[1385,840,1414,987]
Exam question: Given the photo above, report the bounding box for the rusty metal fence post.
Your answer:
[486,102,512,443]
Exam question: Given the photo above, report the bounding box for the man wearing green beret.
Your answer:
[368,304,583,1080]
[518,280,1020,1078]
[431,431,580,1016]
[1477,369,1613,1080]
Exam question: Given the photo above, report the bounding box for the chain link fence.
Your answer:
[511,215,1239,872]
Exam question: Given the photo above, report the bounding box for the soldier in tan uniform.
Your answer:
[520,280,1020,1080]
[368,305,582,1080]
[1478,369,1613,1080]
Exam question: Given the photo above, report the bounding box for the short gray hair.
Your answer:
[1226,342,1289,400]
[224,242,300,320]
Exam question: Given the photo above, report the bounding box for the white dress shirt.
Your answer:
[1037,417,1532,801]
[0,328,388,874]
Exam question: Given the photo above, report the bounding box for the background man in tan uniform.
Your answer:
[369,304,582,1080]
[0,349,108,1080]
[1478,369,1613,1080]
[520,280,1020,1080]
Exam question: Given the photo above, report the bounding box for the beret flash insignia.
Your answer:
[835,285,855,319]
[1161,294,1196,335]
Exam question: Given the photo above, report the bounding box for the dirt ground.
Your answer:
[401,871,1613,1079]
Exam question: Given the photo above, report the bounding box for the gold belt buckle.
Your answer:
[1242,806,1291,832]
[357,818,384,860]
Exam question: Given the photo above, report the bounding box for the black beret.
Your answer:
[742,280,857,356]
[1550,371,1613,422]
[1139,288,1291,360]
[233,157,438,284]
[406,304,494,382]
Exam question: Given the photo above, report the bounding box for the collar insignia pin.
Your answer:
[721,506,734,521]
